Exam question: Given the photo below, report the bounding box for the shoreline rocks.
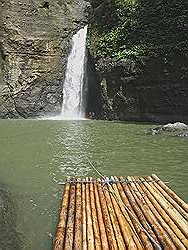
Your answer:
[148,122,188,138]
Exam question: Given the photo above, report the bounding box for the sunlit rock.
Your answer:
[148,122,188,137]
[0,0,91,118]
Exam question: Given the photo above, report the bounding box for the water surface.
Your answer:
[0,120,187,249]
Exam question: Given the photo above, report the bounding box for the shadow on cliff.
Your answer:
[85,52,102,118]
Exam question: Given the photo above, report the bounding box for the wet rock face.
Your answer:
[0,0,91,118]
[97,56,188,123]
[85,54,102,118]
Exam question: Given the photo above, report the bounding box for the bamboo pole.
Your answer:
[147,177,186,222]
[141,177,188,247]
[149,176,188,220]
[64,179,76,250]
[152,174,188,213]
[120,177,160,247]
[103,178,126,249]
[127,175,175,249]
[74,178,83,250]
[54,174,188,250]
[142,177,188,238]
[89,177,102,250]
[138,177,187,249]
[135,176,182,249]
[115,176,154,250]
[97,178,118,249]
[82,178,87,250]
[86,177,95,250]
[53,180,70,250]
[93,179,109,249]
[109,177,143,249]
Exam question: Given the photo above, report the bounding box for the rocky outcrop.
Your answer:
[91,55,188,122]
[88,0,188,122]
[148,122,188,138]
[0,0,91,118]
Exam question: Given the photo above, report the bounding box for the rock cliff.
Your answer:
[1,0,188,122]
[0,0,91,118]
[88,0,188,122]
[92,55,188,122]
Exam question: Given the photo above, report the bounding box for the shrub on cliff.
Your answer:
[88,0,188,70]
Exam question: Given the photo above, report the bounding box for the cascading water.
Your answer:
[61,26,88,119]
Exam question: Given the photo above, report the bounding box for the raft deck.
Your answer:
[53,174,188,249]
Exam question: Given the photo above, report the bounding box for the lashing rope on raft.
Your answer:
[60,178,161,185]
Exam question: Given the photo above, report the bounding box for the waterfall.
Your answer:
[61,26,88,119]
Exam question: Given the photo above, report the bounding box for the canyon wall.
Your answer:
[1,0,187,122]
[0,0,91,118]
[88,0,188,123]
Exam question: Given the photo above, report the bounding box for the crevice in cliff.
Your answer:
[0,45,6,61]
[14,106,27,119]
[4,52,59,56]
[41,1,50,9]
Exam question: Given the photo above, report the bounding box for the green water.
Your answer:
[0,119,187,249]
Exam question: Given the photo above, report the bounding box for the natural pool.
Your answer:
[0,119,187,249]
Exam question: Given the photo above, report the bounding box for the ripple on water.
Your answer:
[48,121,94,181]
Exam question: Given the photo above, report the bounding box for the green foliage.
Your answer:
[88,0,188,66]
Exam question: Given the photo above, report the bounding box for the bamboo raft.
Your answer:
[53,174,188,249]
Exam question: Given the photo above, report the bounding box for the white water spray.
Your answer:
[61,26,88,119]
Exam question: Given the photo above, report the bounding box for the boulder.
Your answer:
[173,122,188,130]
[163,122,188,132]
[147,126,163,135]
[148,122,188,136]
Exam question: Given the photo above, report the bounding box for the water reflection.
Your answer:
[50,121,92,183]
